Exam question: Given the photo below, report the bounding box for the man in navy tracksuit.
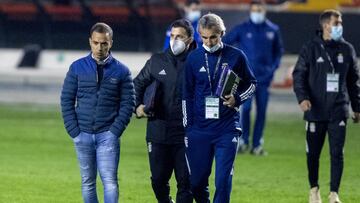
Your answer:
[61,23,135,203]
[183,13,256,203]
[223,0,283,155]
[163,0,202,50]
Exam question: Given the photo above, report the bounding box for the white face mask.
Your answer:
[186,10,201,22]
[250,12,265,24]
[170,39,186,55]
[202,43,222,53]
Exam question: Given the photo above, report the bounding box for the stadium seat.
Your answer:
[43,4,83,21]
[137,6,178,23]
[90,5,131,23]
[340,0,360,7]
[0,2,38,21]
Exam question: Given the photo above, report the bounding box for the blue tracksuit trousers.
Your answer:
[185,128,239,203]
[241,84,270,148]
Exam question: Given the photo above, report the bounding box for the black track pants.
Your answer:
[148,142,193,203]
[305,120,346,192]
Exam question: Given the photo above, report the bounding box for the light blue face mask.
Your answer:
[203,43,222,53]
[186,10,201,23]
[330,25,343,41]
[250,12,265,24]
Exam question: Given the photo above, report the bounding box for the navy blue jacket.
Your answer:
[223,19,283,85]
[61,53,135,138]
[182,44,257,133]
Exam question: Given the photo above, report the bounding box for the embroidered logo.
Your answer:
[316,57,324,63]
[158,69,166,75]
[232,137,238,143]
[109,78,118,84]
[199,66,206,72]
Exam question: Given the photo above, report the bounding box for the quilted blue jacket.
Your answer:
[61,53,135,138]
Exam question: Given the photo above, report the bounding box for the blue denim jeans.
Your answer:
[73,131,120,203]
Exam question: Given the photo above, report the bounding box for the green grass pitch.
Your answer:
[0,104,359,202]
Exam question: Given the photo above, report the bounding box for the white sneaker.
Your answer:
[309,187,322,203]
[329,192,342,203]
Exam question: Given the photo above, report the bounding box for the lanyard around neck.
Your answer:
[320,44,335,74]
[204,52,222,96]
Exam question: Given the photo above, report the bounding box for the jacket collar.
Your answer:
[88,52,114,66]
[166,47,191,62]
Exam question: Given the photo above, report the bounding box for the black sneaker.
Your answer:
[250,146,268,156]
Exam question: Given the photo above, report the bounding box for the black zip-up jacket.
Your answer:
[134,49,190,144]
[293,32,360,121]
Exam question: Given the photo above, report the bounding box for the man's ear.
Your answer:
[89,38,92,46]
[221,31,225,37]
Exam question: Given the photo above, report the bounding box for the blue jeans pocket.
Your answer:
[73,132,82,143]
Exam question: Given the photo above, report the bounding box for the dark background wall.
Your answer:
[0,7,359,55]
[213,9,360,55]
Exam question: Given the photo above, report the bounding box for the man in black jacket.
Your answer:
[134,19,196,203]
[293,9,360,203]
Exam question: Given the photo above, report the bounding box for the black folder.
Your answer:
[143,80,160,117]
[218,69,241,98]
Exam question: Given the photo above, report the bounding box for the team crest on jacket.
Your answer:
[266,32,274,40]
[246,32,252,39]
[337,54,344,63]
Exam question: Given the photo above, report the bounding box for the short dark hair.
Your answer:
[171,19,194,38]
[319,9,341,27]
[250,0,265,7]
[90,22,113,38]
[185,0,200,6]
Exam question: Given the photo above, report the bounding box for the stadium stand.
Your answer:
[0,0,359,52]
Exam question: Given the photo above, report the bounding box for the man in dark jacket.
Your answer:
[183,13,256,203]
[61,22,135,203]
[134,19,196,203]
[293,10,360,203]
[223,0,283,155]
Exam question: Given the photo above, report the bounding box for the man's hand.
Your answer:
[136,104,148,118]
[222,94,236,108]
[299,100,311,112]
[352,112,360,123]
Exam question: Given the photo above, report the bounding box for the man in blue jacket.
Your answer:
[223,0,283,155]
[163,0,202,50]
[60,22,135,203]
[183,13,256,203]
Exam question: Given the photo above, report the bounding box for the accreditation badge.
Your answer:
[205,97,219,119]
[326,73,339,92]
